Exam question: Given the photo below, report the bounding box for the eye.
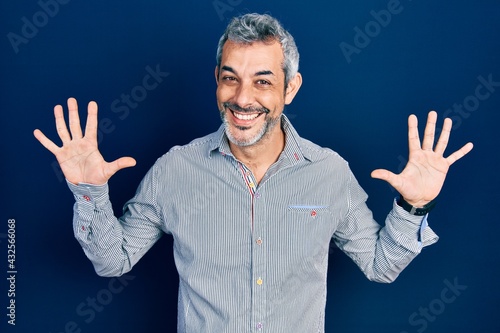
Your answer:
[222,76,237,82]
[256,79,271,86]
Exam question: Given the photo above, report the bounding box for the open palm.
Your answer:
[371,111,473,207]
[34,97,136,185]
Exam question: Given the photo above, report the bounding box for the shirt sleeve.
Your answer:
[332,170,439,283]
[68,164,164,277]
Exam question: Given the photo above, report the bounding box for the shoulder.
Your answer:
[283,115,349,168]
[299,136,349,167]
[152,130,220,168]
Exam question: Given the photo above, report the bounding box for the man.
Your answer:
[34,13,473,333]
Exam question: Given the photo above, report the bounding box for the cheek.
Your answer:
[216,85,233,105]
[216,84,285,111]
[215,86,223,102]
[260,94,285,113]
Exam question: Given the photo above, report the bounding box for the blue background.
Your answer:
[1,0,499,332]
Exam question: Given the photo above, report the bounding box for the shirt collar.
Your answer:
[208,114,312,164]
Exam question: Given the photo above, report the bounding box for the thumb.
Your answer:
[371,168,396,184]
[105,157,137,178]
[371,169,404,193]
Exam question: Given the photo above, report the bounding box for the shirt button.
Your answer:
[256,322,263,330]
[255,192,261,199]
[257,278,263,285]
[256,237,262,245]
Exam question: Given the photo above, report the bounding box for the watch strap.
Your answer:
[397,196,436,216]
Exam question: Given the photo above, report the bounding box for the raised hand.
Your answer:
[371,111,473,207]
[34,97,136,185]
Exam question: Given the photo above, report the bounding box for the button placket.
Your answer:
[251,189,266,332]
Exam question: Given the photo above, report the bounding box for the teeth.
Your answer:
[233,112,260,120]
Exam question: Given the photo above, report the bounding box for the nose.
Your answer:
[232,82,255,108]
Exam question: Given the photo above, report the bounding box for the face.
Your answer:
[215,40,301,147]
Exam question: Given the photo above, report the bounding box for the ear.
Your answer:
[284,72,302,105]
[214,66,220,85]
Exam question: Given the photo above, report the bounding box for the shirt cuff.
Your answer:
[66,180,110,208]
[389,198,439,248]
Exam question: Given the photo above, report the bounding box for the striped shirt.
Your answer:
[69,115,438,333]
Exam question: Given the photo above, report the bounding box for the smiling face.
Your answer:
[216,40,301,148]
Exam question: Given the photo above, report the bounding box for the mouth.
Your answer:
[230,109,264,121]
[223,102,269,126]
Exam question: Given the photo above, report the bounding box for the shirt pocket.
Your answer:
[284,204,334,248]
[287,205,331,221]
[272,204,334,273]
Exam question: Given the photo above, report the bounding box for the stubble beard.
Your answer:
[219,103,280,147]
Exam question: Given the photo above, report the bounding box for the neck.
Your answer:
[230,123,285,183]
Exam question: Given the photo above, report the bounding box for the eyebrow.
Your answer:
[221,65,236,74]
[220,66,275,77]
[255,70,275,76]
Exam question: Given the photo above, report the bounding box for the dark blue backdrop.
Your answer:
[1,1,499,332]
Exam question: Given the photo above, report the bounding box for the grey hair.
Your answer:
[216,13,300,86]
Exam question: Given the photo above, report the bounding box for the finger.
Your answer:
[84,101,99,140]
[407,114,421,152]
[33,129,60,154]
[446,142,474,166]
[104,157,137,179]
[54,104,71,143]
[67,97,83,139]
[421,111,437,151]
[371,169,401,189]
[434,117,452,155]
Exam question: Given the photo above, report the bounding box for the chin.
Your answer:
[226,128,265,147]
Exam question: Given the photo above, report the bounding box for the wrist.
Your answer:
[397,195,436,216]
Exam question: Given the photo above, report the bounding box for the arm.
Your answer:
[68,166,163,277]
[333,170,438,283]
[335,111,472,282]
[34,98,159,276]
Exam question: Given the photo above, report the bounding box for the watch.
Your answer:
[397,195,436,216]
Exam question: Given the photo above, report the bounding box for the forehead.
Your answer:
[220,40,284,75]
